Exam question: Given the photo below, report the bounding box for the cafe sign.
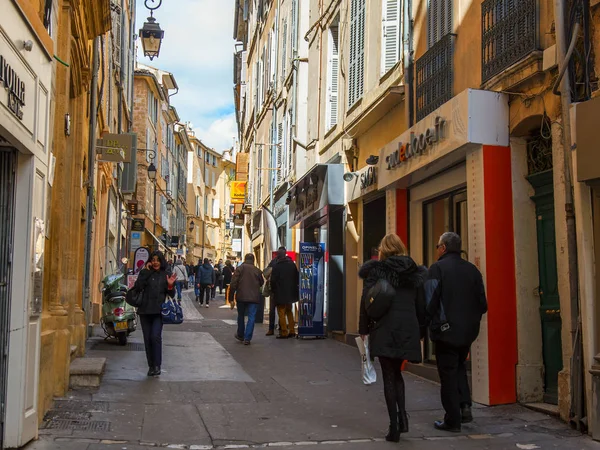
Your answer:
[0,54,26,120]
[96,133,135,163]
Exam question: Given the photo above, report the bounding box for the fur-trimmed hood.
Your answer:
[359,255,427,289]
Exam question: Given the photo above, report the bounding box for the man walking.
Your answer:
[195,258,215,307]
[216,259,225,294]
[270,247,299,339]
[425,232,487,432]
[229,254,264,345]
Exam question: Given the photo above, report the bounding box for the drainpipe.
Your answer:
[116,0,126,262]
[552,0,584,429]
[82,37,100,335]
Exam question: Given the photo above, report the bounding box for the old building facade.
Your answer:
[234,0,600,436]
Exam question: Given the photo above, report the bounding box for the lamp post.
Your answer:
[139,0,164,60]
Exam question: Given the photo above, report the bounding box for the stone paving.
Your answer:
[24,289,600,450]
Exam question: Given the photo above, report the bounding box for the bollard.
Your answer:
[591,353,600,441]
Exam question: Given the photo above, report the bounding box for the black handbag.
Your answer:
[125,287,143,308]
[365,279,396,321]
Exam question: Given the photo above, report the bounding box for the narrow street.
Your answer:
[26,290,597,450]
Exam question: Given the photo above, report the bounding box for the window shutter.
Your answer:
[427,0,452,48]
[281,19,288,82]
[357,0,366,100]
[381,0,400,75]
[270,28,276,86]
[291,0,298,54]
[111,4,122,73]
[276,122,283,183]
[348,1,358,107]
[327,26,339,129]
[349,0,366,107]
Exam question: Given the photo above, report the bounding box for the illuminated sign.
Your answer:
[230,181,247,204]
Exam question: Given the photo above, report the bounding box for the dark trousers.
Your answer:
[379,357,406,427]
[218,279,224,294]
[211,284,217,299]
[198,284,211,304]
[268,296,275,331]
[139,314,163,368]
[435,341,472,427]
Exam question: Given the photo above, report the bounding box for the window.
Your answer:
[381,0,401,75]
[148,91,158,124]
[42,0,53,33]
[326,22,340,130]
[145,128,152,162]
[281,17,288,81]
[196,168,201,186]
[205,168,209,186]
[196,145,202,158]
[348,0,366,107]
[213,155,217,167]
[204,194,208,215]
[195,195,201,216]
[212,199,219,219]
[427,0,452,48]
[276,121,284,184]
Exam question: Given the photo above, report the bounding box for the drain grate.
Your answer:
[44,411,92,421]
[91,341,145,352]
[52,400,109,412]
[41,419,110,431]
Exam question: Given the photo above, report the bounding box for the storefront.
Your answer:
[377,89,515,406]
[288,164,345,333]
[0,4,53,446]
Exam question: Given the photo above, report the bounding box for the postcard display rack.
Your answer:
[298,242,326,338]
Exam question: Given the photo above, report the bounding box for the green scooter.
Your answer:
[99,248,137,345]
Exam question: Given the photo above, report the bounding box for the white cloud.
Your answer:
[136,0,236,150]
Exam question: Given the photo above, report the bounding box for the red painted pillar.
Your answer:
[470,145,518,405]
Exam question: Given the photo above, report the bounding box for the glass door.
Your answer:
[422,189,468,362]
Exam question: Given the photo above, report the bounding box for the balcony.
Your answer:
[416,34,455,122]
[482,0,539,84]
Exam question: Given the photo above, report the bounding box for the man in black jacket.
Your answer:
[425,232,487,432]
[270,247,299,339]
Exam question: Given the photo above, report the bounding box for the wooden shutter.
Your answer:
[276,122,283,183]
[349,0,366,107]
[381,0,400,75]
[428,0,452,48]
[291,0,298,53]
[357,0,366,101]
[327,26,339,129]
[348,0,358,107]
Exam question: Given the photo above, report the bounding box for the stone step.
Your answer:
[69,357,106,389]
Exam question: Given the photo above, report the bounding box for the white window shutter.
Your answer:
[327,26,339,129]
[381,0,400,75]
[349,0,366,107]
[270,28,276,85]
[276,122,283,184]
[291,0,298,54]
[281,19,288,81]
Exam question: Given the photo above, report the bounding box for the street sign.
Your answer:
[96,133,135,163]
[131,231,141,252]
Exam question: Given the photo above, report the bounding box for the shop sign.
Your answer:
[134,247,150,273]
[385,116,447,170]
[131,218,144,232]
[361,166,377,189]
[0,54,26,120]
[346,166,378,203]
[96,133,135,163]
[273,202,287,219]
[230,181,247,204]
[131,231,141,252]
[377,89,510,190]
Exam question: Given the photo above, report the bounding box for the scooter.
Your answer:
[99,248,137,345]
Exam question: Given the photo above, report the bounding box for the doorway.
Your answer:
[422,189,468,362]
[363,195,387,262]
[0,149,16,449]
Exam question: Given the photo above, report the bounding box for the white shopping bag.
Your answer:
[355,336,377,385]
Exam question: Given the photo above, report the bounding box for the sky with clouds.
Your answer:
[136,0,236,152]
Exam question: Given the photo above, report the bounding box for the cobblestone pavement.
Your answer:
[24,289,600,450]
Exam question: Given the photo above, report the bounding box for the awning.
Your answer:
[145,228,174,254]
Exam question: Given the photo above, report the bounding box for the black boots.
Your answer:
[385,421,400,442]
[400,410,409,433]
[147,366,161,377]
[461,405,473,423]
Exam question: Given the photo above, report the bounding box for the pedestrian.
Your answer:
[223,260,234,302]
[228,253,264,345]
[211,263,220,300]
[195,258,215,307]
[359,233,427,442]
[270,247,299,339]
[186,262,195,288]
[132,251,176,377]
[172,259,188,301]
[425,232,487,432]
[216,259,225,294]
[263,263,275,336]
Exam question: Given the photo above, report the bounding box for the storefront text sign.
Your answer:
[346,166,378,203]
[0,54,26,120]
[386,117,446,169]
[96,133,135,163]
[230,181,247,204]
[377,89,510,190]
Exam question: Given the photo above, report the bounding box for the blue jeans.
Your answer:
[236,302,258,342]
[139,314,163,368]
[175,281,184,300]
[188,275,194,285]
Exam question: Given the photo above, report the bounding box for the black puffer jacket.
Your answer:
[271,256,300,305]
[133,268,175,315]
[359,256,427,362]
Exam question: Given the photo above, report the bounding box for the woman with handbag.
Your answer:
[359,234,427,442]
[132,251,176,377]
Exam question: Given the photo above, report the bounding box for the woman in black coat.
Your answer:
[133,251,176,377]
[359,234,427,442]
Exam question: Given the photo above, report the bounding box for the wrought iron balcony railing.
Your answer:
[482,0,538,83]
[416,34,455,122]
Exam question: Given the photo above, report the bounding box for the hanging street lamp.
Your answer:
[139,0,164,60]
[147,162,157,180]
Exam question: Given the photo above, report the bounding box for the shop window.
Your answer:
[423,189,468,362]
